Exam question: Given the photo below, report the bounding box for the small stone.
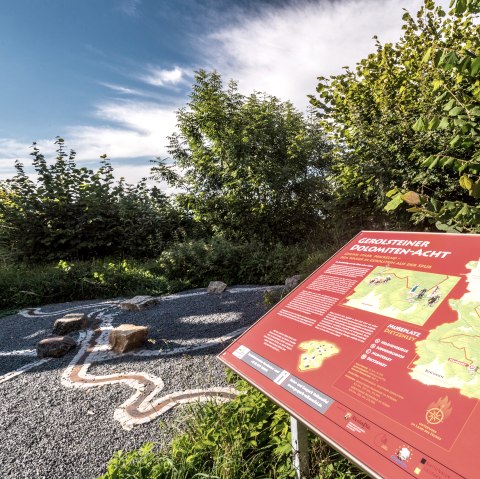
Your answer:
[285,275,302,291]
[37,336,76,358]
[207,281,227,294]
[109,324,149,354]
[119,296,160,311]
[52,313,88,335]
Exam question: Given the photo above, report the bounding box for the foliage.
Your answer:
[99,376,369,479]
[0,139,188,262]
[156,236,308,290]
[386,0,480,232]
[165,70,332,245]
[0,259,168,311]
[309,0,478,231]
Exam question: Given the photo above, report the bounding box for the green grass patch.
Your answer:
[99,375,369,479]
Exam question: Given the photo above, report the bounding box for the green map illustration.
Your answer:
[410,261,480,399]
[344,266,460,326]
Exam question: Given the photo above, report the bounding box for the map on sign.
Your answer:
[410,260,480,399]
[343,266,460,326]
[297,340,339,371]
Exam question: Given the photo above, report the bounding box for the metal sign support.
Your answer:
[291,416,309,478]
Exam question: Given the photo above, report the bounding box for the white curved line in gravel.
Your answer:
[3,286,274,427]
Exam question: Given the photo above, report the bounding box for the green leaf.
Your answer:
[384,193,404,211]
[422,47,432,63]
[428,117,440,130]
[438,116,450,129]
[412,116,427,132]
[471,57,480,76]
[450,135,461,147]
[443,99,455,111]
[448,106,463,116]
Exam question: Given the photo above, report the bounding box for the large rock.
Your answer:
[285,275,302,291]
[119,296,160,311]
[37,336,76,358]
[207,281,227,294]
[109,324,149,354]
[52,313,88,335]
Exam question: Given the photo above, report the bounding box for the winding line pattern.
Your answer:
[3,287,275,428]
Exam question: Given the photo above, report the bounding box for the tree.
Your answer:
[309,0,478,231]
[0,138,186,262]
[386,0,480,233]
[164,70,332,245]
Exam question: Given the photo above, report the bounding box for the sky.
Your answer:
[0,0,449,186]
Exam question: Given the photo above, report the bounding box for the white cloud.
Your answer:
[140,66,186,87]
[206,0,450,109]
[119,0,141,17]
[0,101,179,183]
[99,82,145,96]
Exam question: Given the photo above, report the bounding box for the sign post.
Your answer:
[290,416,309,479]
[219,231,480,479]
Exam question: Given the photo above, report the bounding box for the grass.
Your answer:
[0,237,341,314]
[99,375,370,479]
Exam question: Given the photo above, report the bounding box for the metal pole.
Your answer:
[290,416,309,479]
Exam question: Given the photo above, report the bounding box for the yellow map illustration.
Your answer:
[410,261,480,399]
[344,267,460,326]
[298,340,339,371]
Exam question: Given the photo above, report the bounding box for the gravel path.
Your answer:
[0,286,278,479]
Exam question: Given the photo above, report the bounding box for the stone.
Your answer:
[37,336,76,358]
[207,281,227,294]
[285,275,302,291]
[119,295,160,311]
[52,313,88,335]
[109,324,149,354]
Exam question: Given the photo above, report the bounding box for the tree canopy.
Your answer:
[309,0,479,232]
[165,70,332,245]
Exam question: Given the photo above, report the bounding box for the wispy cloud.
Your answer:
[206,0,450,109]
[99,82,145,96]
[119,0,141,17]
[140,66,186,87]
[0,100,179,184]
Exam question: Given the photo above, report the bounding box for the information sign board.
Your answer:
[219,231,479,479]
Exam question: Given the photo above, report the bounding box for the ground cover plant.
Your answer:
[98,376,369,479]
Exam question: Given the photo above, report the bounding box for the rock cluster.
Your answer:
[36,295,156,358]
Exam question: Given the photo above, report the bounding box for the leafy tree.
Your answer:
[164,70,332,245]
[386,0,480,232]
[309,0,478,231]
[0,138,187,262]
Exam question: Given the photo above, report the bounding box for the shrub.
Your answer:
[156,237,308,290]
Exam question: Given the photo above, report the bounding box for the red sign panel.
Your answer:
[219,231,480,479]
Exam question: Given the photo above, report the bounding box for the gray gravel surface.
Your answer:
[0,286,277,479]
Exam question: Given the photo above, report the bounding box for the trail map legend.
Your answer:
[219,231,480,479]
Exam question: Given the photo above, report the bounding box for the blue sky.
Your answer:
[0,0,445,186]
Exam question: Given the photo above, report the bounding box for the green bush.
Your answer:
[157,237,307,290]
[0,139,189,263]
[0,259,168,311]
